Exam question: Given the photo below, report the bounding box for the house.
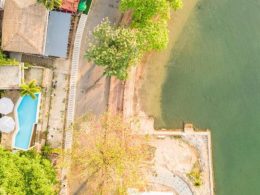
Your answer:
[0,64,24,89]
[2,0,72,58]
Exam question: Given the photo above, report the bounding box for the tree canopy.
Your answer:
[85,19,139,80]
[120,0,183,52]
[85,0,183,80]
[0,148,57,195]
[37,0,62,10]
[72,114,149,194]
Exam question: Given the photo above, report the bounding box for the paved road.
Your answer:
[75,0,122,118]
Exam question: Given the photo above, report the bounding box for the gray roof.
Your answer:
[44,11,71,58]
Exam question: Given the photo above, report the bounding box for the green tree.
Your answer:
[20,80,41,99]
[167,0,183,10]
[120,0,170,25]
[136,20,169,52]
[0,148,57,195]
[120,0,183,52]
[37,0,62,10]
[71,113,149,194]
[85,19,139,80]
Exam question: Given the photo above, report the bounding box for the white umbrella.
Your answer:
[0,97,14,115]
[0,116,15,133]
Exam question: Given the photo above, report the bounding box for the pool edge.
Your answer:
[12,93,42,151]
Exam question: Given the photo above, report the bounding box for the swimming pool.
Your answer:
[13,93,41,150]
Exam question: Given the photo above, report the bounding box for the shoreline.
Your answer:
[139,0,200,127]
[119,0,215,193]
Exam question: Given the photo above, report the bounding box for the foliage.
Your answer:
[167,0,183,10]
[37,0,62,10]
[120,0,183,52]
[0,148,57,195]
[72,113,149,194]
[120,0,170,25]
[42,144,53,159]
[135,19,169,52]
[85,19,139,80]
[20,80,41,99]
[187,162,203,186]
[0,51,19,66]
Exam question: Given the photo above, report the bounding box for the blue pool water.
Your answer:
[14,94,40,150]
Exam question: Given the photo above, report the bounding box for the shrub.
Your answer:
[0,148,57,194]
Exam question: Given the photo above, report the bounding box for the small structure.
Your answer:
[0,116,15,133]
[0,97,14,115]
[2,0,49,55]
[2,0,72,58]
[61,0,80,12]
[45,11,72,58]
[0,0,5,9]
[0,64,24,89]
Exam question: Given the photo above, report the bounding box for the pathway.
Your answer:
[75,0,122,117]
[47,59,70,148]
[150,166,193,195]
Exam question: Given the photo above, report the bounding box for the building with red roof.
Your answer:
[61,0,80,13]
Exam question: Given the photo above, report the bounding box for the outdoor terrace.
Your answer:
[0,64,23,89]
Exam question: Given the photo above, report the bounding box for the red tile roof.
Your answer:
[61,0,80,12]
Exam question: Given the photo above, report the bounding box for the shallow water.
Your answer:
[141,0,260,194]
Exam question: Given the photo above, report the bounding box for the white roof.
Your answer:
[0,116,15,133]
[0,0,5,9]
[0,97,14,115]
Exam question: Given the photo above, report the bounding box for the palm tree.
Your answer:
[37,0,62,10]
[20,80,41,99]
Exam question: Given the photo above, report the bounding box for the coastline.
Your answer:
[119,0,214,193]
[139,0,199,127]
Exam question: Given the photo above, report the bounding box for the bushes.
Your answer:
[136,19,169,52]
[0,51,19,66]
[120,0,171,25]
[37,0,62,10]
[0,148,57,194]
[187,162,203,186]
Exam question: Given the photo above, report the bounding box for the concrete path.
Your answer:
[150,166,193,195]
[75,0,122,117]
[47,59,70,148]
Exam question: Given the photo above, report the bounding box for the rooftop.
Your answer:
[1,0,48,55]
[0,64,23,89]
[44,11,71,58]
[61,0,80,12]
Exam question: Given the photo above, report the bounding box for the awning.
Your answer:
[0,97,14,115]
[0,116,15,133]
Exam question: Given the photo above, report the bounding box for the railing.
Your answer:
[60,14,88,195]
